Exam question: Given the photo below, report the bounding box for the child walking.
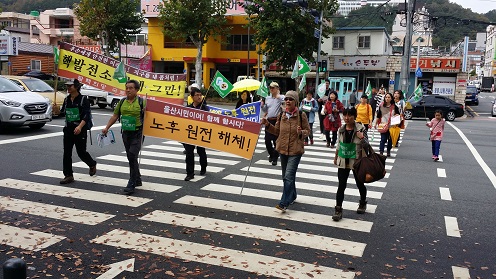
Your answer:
[426,110,445,161]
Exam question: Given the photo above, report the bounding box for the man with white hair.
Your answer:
[261,81,285,166]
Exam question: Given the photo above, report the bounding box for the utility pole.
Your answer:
[315,10,324,99]
[399,0,414,94]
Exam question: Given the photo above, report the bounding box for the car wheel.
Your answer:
[403,110,413,120]
[111,99,119,110]
[446,111,456,121]
[98,103,107,109]
[29,123,45,129]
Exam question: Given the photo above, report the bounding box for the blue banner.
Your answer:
[209,101,261,123]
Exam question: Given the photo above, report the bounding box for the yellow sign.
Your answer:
[144,99,261,159]
[57,42,186,104]
[230,59,241,62]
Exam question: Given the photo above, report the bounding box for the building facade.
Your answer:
[337,0,404,16]
[484,25,496,78]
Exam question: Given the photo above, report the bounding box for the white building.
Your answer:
[323,26,393,56]
[390,6,433,54]
[337,0,404,16]
[484,25,495,78]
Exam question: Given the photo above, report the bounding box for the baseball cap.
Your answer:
[269,81,279,88]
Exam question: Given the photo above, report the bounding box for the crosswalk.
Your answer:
[0,126,404,277]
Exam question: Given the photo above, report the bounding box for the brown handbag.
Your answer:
[353,145,387,184]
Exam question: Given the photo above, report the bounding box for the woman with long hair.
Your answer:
[375,92,400,157]
[236,90,252,109]
[323,91,344,148]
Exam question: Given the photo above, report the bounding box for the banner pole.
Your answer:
[138,92,147,165]
[240,124,263,195]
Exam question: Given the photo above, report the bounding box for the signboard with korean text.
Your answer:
[410,58,461,73]
[142,0,246,17]
[144,99,260,159]
[334,56,387,70]
[57,42,186,104]
[209,101,261,122]
[432,76,456,96]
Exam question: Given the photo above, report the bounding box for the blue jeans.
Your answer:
[379,130,392,153]
[431,140,442,156]
[279,154,302,207]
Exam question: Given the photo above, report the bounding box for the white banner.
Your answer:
[334,56,387,70]
[432,76,456,96]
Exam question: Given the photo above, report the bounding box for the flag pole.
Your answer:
[240,124,263,195]
[138,92,147,165]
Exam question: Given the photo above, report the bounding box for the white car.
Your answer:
[0,76,52,129]
[80,84,109,108]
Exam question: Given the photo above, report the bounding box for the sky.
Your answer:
[449,0,495,14]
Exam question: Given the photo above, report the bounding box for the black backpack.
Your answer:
[63,95,93,130]
[117,96,144,124]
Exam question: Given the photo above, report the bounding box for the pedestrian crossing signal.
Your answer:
[318,60,327,72]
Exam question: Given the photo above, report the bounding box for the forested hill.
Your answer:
[333,0,495,47]
[0,0,79,13]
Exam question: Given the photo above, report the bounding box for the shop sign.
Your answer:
[432,76,455,96]
[0,30,19,56]
[410,58,461,72]
[334,56,387,70]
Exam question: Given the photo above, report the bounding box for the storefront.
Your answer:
[330,56,389,93]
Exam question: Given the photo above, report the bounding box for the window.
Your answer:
[31,60,41,71]
[222,35,255,51]
[358,36,370,48]
[332,36,344,49]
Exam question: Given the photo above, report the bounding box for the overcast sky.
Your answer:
[449,0,495,14]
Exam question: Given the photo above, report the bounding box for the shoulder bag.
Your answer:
[353,145,387,184]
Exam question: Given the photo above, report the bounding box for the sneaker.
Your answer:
[184,175,194,181]
[136,179,142,187]
[268,156,273,163]
[59,176,74,184]
[275,204,287,212]
[89,163,97,176]
[332,206,343,221]
[310,139,314,145]
[357,200,367,214]
[200,169,206,175]
[434,156,439,161]
[123,186,135,195]
[271,157,277,166]
[432,155,436,159]
[290,200,296,205]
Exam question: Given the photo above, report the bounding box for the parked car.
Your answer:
[22,70,55,80]
[403,95,465,121]
[0,76,52,129]
[464,85,479,106]
[491,100,496,117]
[106,92,125,110]
[4,76,66,116]
[80,84,110,108]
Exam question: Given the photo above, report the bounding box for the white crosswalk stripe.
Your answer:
[0,224,66,252]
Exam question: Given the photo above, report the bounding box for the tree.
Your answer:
[332,4,396,33]
[74,0,144,57]
[158,0,231,87]
[245,0,339,72]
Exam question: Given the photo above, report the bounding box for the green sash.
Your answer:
[65,107,80,122]
[338,142,357,159]
[121,115,137,131]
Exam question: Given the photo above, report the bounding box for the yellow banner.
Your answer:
[57,42,186,104]
[144,99,261,159]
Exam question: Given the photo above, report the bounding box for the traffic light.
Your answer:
[320,60,327,72]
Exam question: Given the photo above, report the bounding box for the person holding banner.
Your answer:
[235,90,253,109]
[102,80,145,195]
[299,91,319,145]
[261,82,285,166]
[60,79,97,184]
[183,87,209,181]
[262,90,310,213]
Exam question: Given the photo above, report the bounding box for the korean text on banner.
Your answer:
[144,99,260,159]
[57,42,186,105]
[209,101,261,123]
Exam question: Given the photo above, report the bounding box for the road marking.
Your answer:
[140,210,367,257]
[144,144,256,157]
[447,122,496,189]
[92,229,355,279]
[437,168,446,177]
[0,223,66,251]
[0,178,151,207]
[45,124,65,127]
[254,159,393,175]
[96,258,135,279]
[439,187,452,201]
[0,196,114,225]
[202,183,377,213]
[444,216,461,237]
[138,150,240,165]
[162,140,264,154]
[241,166,388,188]
[299,156,395,164]
[175,195,373,233]
[97,155,224,172]
[0,124,120,145]
[31,169,181,193]
[73,162,204,182]
[223,174,383,199]
[451,266,471,279]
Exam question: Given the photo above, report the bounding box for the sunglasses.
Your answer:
[284,97,294,101]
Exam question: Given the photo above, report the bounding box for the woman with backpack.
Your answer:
[60,79,97,184]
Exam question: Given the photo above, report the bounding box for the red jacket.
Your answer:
[323,99,344,132]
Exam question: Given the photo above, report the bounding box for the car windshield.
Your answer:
[21,79,54,92]
[466,87,477,94]
[0,77,26,93]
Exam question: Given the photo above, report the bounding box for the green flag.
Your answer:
[257,76,269,98]
[365,81,372,98]
[413,83,423,101]
[113,61,127,83]
[291,55,310,79]
[316,81,327,98]
[53,46,59,65]
[210,71,233,98]
[298,74,306,91]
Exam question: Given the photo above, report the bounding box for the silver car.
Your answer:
[0,76,52,129]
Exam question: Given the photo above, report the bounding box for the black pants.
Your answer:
[184,144,207,176]
[305,123,314,142]
[318,111,325,134]
[122,129,143,183]
[265,118,279,160]
[336,168,367,207]
[324,130,338,146]
[63,126,96,177]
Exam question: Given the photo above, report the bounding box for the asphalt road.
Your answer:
[0,96,495,278]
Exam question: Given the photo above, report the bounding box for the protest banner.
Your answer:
[209,101,261,122]
[143,99,260,159]
[57,42,186,104]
